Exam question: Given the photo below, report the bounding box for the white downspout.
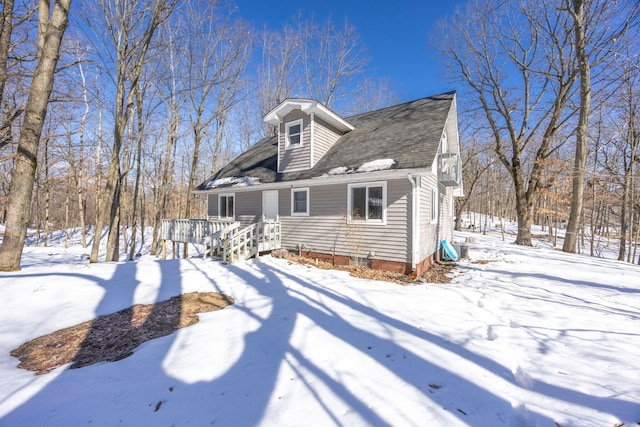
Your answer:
[276,121,282,173]
[408,175,420,271]
[310,112,315,167]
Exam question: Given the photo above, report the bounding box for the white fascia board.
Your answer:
[263,99,313,125]
[263,99,354,132]
[192,168,436,195]
[307,103,354,132]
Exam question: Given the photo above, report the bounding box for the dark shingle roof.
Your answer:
[197,91,454,190]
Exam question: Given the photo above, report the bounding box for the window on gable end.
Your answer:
[285,119,303,148]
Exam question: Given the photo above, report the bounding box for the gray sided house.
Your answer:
[195,92,463,275]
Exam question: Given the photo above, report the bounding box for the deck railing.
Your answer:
[224,221,281,263]
[160,219,237,244]
[203,222,241,258]
[160,219,281,263]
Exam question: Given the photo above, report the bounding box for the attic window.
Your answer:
[285,119,303,148]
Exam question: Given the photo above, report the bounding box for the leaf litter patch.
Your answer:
[11,292,234,374]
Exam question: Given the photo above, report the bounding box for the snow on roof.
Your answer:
[202,176,261,189]
[321,159,395,177]
[323,166,351,176]
[356,159,395,173]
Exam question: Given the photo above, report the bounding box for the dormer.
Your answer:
[264,99,354,173]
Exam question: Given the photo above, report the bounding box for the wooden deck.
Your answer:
[160,219,281,262]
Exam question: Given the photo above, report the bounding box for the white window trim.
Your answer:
[440,129,448,154]
[431,188,439,223]
[218,193,235,220]
[291,187,310,216]
[285,119,303,150]
[347,181,387,225]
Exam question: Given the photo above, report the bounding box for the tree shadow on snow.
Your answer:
[3,257,637,425]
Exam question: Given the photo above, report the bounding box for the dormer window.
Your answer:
[285,119,303,149]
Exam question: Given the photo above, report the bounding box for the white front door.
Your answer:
[262,190,279,221]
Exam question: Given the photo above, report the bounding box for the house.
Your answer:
[194,91,462,276]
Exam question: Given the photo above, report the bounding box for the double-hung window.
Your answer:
[285,119,303,148]
[291,188,309,216]
[347,182,386,224]
[219,193,235,220]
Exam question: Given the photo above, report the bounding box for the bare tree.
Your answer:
[126,79,147,261]
[613,55,639,261]
[150,26,185,256]
[341,76,399,116]
[87,0,178,263]
[183,1,251,221]
[0,0,72,272]
[256,23,301,133]
[562,0,640,253]
[254,14,395,137]
[454,138,493,231]
[435,0,579,246]
[0,0,15,133]
[1,2,38,157]
[297,14,367,110]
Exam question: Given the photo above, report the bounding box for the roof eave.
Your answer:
[192,167,436,194]
[263,98,354,132]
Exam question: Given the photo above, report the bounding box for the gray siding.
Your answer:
[440,185,454,242]
[281,179,411,263]
[205,179,413,264]
[279,110,311,172]
[236,191,262,225]
[416,176,455,262]
[312,117,341,167]
[418,176,439,262]
[206,191,260,225]
[207,194,217,218]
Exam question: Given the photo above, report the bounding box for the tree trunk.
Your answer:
[0,0,14,110]
[563,0,590,254]
[150,127,177,256]
[128,87,144,261]
[618,165,632,261]
[77,58,89,248]
[0,0,71,272]
[43,136,50,247]
[89,0,177,263]
[511,165,533,246]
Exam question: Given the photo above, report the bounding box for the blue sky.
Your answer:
[234,0,467,102]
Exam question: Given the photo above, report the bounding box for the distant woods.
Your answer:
[1,0,639,267]
[435,0,640,263]
[0,0,399,267]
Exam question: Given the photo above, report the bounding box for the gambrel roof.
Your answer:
[196,91,456,191]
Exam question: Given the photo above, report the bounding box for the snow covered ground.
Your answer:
[0,224,638,426]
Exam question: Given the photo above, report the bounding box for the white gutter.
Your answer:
[193,168,436,194]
